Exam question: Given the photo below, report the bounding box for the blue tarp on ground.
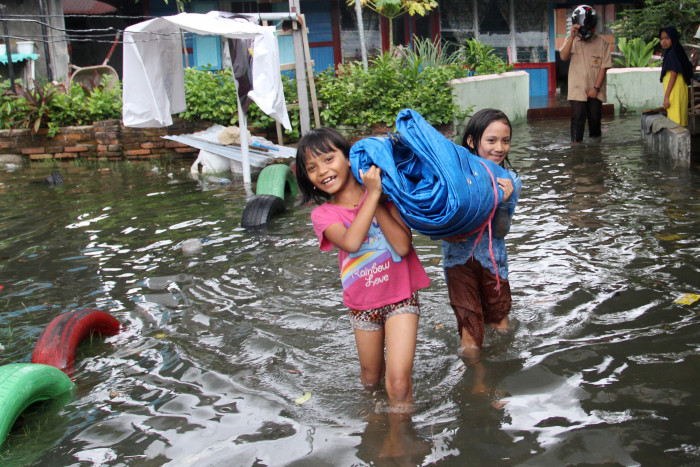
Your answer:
[349,109,510,237]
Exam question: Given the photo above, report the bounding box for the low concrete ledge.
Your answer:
[450,71,530,141]
[608,68,664,115]
[641,113,690,167]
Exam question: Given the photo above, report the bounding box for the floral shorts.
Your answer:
[348,292,421,331]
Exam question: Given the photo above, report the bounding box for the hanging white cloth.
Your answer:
[122,11,291,131]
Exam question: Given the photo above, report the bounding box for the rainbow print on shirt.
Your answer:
[341,221,401,290]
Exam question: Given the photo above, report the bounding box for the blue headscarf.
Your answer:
[659,26,694,84]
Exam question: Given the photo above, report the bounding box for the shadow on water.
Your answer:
[0,115,698,466]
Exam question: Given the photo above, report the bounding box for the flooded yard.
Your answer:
[0,114,698,466]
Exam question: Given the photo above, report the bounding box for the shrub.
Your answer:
[316,51,469,128]
[613,37,660,68]
[460,38,514,76]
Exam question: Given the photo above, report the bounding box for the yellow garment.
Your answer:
[663,72,688,126]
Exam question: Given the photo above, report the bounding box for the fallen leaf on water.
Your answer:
[674,293,699,306]
[491,401,508,409]
[155,333,168,339]
[435,324,444,330]
[295,392,311,405]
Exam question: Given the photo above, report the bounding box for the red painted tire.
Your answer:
[31,309,121,376]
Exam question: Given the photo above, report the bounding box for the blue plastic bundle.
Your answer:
[350,109,510,237]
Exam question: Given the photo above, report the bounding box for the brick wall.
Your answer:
[0,118,214,161]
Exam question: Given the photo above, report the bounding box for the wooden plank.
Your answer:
[300,14,321,128]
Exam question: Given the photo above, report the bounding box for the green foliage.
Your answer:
[0,77,123,137]
[0,82,61,135]
[180,67,239,125]
[609,0,700,44]
[315,51,469,128]
[460,38,514,76]
[178,67,300,141]
[614,37,660,67]
[402,35,461,70]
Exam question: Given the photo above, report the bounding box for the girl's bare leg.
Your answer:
[379,313,429,460]
[460,326,488,395]
[354,327,385,388]
[489,316,509,333]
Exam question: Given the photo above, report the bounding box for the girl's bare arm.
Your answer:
[322,166,382,253]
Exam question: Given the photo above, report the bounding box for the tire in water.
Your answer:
[32,308,121,376]
[0,363,74,445]
[255,164,298,200]
[241,194,286,228]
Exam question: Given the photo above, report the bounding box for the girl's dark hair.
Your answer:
[461,108,516,172]
[295,127,352,205]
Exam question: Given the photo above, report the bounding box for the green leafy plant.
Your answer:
[614,37,660,67]
[2,82,62,135]
[460,38,513,76]
[402,35,461,71]
[178,67,300,141]
[315,52,469,128]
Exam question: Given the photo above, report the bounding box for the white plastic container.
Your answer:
[16,41,34,55]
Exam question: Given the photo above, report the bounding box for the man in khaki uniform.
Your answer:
[559,5,611,143]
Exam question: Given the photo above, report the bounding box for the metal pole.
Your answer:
[38,0,52,81]
[0,4,16,93]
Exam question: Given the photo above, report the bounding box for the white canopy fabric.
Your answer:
[122,11,291,130]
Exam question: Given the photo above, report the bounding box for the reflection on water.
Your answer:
[0,115,698,466]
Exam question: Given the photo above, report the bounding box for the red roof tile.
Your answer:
[64,0,117,15]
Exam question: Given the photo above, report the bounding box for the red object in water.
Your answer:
[32,309,121,376]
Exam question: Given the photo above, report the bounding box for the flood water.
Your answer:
[0,115,698,466]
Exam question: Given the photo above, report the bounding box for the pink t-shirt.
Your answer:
[311,198,430,310]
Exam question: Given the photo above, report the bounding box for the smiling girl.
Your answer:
[295,128,430,451]
[441,109,522,394]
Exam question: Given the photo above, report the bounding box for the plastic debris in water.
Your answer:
[674,293,699,305]
[181,239,203,255]
[295,392,311,405]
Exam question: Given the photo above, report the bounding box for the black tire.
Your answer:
[241,195,286,228]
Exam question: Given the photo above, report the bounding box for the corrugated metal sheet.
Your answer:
[64,0,116,15]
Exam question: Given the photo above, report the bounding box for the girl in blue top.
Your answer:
[441,109,522,393]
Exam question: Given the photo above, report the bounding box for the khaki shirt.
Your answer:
[566,34,612,102]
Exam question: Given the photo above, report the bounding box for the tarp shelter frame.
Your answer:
[122,11,295,185]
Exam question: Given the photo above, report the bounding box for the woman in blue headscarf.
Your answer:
[659,26,694,126]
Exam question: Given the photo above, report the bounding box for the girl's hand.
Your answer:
[663,95,670,110]
[359,165,383,195]
[497,177,514,202]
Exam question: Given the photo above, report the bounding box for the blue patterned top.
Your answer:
[441,170,522,279]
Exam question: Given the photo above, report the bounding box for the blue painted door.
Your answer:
[525,68,549,96]
[192,1,222,70]
[272,0,335,75]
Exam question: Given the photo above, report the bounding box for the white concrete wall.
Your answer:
[607,67,665,115]
[449,71,529,142]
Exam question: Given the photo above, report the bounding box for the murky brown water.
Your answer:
[0,115,698,466]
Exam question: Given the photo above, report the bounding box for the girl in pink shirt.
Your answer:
[295,128,430,454]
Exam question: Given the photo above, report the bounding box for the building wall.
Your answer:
[0,0,69,82]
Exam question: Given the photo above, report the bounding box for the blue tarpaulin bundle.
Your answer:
[349,109,510,237]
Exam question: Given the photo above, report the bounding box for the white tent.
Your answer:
[122,11,292,184]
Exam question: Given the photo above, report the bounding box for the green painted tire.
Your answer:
[255,164,298,200]
[0,363,74,445]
